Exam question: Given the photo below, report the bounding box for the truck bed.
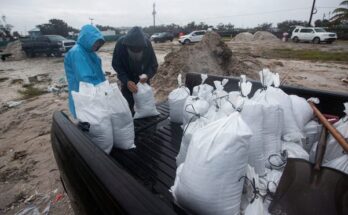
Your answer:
[111,102,182,208]
[51,73,348,215]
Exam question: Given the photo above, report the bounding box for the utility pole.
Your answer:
[89,17,94,25]
[308,0,317,26]
[152,2,156,32]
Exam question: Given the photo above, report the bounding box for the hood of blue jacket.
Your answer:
[77,24,104,52]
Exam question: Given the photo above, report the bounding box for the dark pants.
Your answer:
[121,84,134,112]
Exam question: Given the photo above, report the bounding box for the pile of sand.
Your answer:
[3,40,26,61]
[233,32,253,42]
[232,31,279,43]
[152,32,263,100]
[253,31,279,41]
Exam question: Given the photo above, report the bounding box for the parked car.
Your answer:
[150,33,161,41]
[51,72,348,215]
[178,30,206,45]
[22,35,75,57]
[151,32,174,43]
[291,27,337,44]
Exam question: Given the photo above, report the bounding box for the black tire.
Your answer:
[154,40,158,43]
[293,37,299,43]
[327,41,333,44]
[184,39,190,45]
[313,37,320,44]
[46,52,52,57]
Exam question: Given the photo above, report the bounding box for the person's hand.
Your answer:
[139,74,148,84]
[127,81,138,93]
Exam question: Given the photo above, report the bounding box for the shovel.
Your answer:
[269,102,348,215]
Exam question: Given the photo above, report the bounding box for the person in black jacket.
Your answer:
[112,27,158,110]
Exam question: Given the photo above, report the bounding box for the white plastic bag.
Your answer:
[176,117,209,166]
[192,74,214,102]
[323,103,348,163]
[133,83,160,119]
[172,112,252,215]
[290,95,313,130]
[182,96,210,126]
[323,154,348,174]
[211,79,229,104]
[168,74,190,124]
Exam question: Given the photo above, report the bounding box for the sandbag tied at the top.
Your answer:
[252,69,283,159]
[323,102,348,163]
[192,74,214,103]
[254,69,303,144]
[211,78,229,104]
[172,111,252,215]
[133,82,160,119]
[182,96,210,126]
[169,74,190,124]
[290,95,314,130]
[233,77,266,176]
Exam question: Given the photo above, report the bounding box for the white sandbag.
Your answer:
[235,80,266,176]
[182,96,210,126]
[282,141,309,160]
[168,74,190,123]
[290,95,313,130]
[309,141,318,163]
[98,82,135,150]
[253,70,303,143]
[252,70,283,159]
[211,79,229,105]
[243,165,265,215]
[323,103,348,163]
[192,74,214,102]
[72,83,113,154]
[172,112,252,215]
[133,83,160,119]
[204,104,228,123]
[259,169,283,195]
[323,154,348,174]
[220,91,240,116]
[176,117,209,166]
[303,120,322,153]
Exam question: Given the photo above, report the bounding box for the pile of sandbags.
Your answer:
[72,80,135,153]
[169,69,347,214]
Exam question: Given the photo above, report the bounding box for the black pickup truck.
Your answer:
[22,35,75,57]
[51,72,348,215]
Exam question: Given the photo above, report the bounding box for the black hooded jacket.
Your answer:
[112,27,158,85]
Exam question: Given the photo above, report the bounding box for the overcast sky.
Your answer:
[1,0,341,34]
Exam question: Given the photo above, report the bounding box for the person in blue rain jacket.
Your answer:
[64,24,106,118]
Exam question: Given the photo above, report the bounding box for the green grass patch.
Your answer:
[18,85,47,99]
[263,48,348,62]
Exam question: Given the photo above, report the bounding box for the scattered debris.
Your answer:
[28,74,51,84]
[52,193,64,204]
[11,78,24,85]
[15,192,51,215]
[6,100,23,108]
[0,77,9,82]
[18,86,47,99]
[342,78,348,84]
[12,150,28,161]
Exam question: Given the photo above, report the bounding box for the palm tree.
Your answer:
[331,0,348,24]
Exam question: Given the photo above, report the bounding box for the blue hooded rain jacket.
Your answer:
[64,24,106,118]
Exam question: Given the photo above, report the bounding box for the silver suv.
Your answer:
[291,27,337,44]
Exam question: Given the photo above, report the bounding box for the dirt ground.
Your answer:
[0,38,347,214]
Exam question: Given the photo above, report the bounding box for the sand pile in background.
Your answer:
[233,32,253,42]
[152,32,263,100]
[253,31,279,41]
[233,31,279,43]
[3,40,26,61]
